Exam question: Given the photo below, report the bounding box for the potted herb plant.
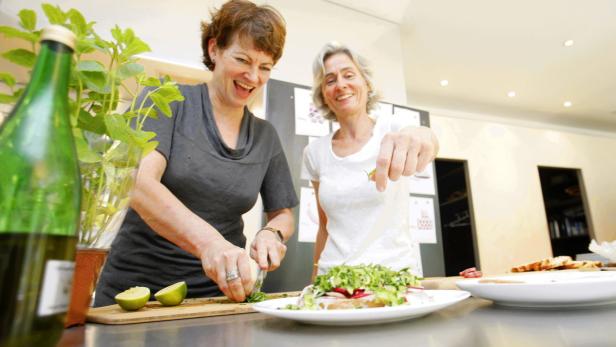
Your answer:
[0,3,184,325]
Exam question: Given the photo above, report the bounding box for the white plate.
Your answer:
[456,271,616,308]
[252,290,470,326]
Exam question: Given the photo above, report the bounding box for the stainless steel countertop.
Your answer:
[58,297,616,347]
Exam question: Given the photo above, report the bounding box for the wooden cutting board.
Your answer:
[86,291,300,325]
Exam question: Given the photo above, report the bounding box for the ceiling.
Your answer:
[2,0,615,132]
[330,0,616,132]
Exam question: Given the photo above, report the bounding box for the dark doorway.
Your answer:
[435,159,478,276]
[538,167,592,258]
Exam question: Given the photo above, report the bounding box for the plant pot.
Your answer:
[65,247,108,327]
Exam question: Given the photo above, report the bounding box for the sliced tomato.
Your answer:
[350,289,368,299]
[332,287,351,298]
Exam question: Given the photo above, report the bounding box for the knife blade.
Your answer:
[251,266,267,295]
[251,255,271,295]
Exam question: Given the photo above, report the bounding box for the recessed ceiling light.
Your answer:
[563,101,572,107]
[440,80,449,87]
[563,39,574,47]
[507,91,516,98]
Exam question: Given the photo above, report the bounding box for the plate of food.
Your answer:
[456,269,616,308]
[252,264,470,325]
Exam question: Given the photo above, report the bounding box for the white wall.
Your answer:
[427,107,616,274]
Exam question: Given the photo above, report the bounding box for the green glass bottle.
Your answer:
[0,25,80,347]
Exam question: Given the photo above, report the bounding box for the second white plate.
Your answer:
[456,271,616,308]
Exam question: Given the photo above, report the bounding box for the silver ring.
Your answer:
[225,269,240,281]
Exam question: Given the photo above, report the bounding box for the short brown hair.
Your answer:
[201,0,286,71]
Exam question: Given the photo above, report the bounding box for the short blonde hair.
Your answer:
[311,42,380,121]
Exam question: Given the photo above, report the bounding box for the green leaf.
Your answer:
[94,35,112,50]
[75,38,96,55]
[141,140,158,157]
[131,129,156,145]
[0,92,17,104]
[0,72,16,87]
[18,9,36,31]
[104,113,133,145]
[77,109,107,134]
[67,9,87,35]
[148,93,171,117]
[1,49,36,68]
[156,84,184,103]
[117,62,144,80]
[76,60,106,72]
[110,25,123,43]
[123,28,135,44]
[42,4,67,25]
[0,26,37,43]
[74,133,102,164]
[79,71,109,94]
[138,108,158,119]
[141,77,161,87]
[122,37,150,57]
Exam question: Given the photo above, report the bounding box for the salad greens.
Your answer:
[246,291,267,303]
[291,264,422,310]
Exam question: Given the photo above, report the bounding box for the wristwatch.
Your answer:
[260,226,284,243]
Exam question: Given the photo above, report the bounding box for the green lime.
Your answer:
[155,281,187,306]
[114,286,150,311]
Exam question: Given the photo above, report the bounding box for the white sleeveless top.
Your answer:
[301,113,423,276]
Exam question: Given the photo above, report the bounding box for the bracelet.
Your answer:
[260,226,284,243]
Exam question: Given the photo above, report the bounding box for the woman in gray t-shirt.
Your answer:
[95,1,298,306]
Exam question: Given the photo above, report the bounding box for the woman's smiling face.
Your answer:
[209,35,274,108]
[321,52,369,119]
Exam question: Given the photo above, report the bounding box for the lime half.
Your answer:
[115,287,150,311]
[155,281,187,306]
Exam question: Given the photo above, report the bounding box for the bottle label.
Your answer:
[37,260,75,316]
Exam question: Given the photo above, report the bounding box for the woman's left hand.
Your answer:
[372,126,439,191]
[250,229,287,271]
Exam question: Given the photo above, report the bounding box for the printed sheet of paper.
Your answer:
[298,187,319,243]
[409,162,436,195]
[373,102,393,119]
[409,196,437,244]
[393,106,421,127]
[294,88,330,137]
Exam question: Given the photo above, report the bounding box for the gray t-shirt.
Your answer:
[94,84,298,306]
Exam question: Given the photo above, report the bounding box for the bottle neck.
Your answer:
[23,40,73,102]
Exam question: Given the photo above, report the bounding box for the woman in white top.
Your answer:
[302,42,439,279]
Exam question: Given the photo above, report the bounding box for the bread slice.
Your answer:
[558,260,603,270]
[511,256,572,272]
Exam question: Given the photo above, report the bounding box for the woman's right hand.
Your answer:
[199,239,254,302]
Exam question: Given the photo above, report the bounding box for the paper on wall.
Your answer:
[373,102,393,119]
[409,162,436,195]
[409,196,437,244]
[393,106,421,127]
[294,88,330,137]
